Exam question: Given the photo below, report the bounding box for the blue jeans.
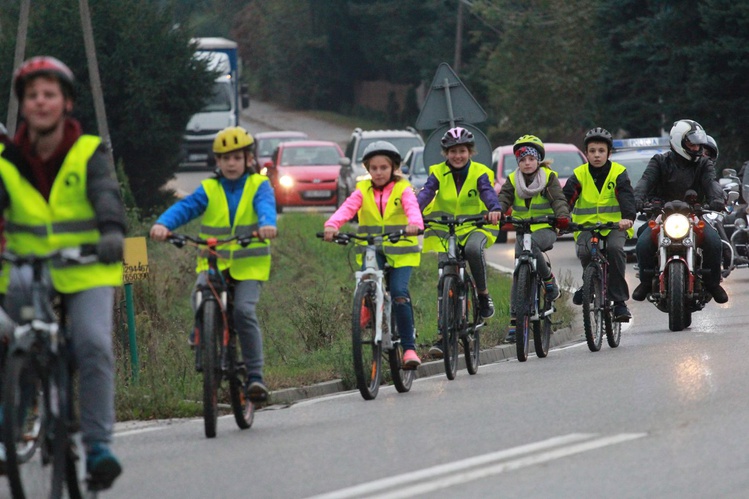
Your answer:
[370,253,416,351]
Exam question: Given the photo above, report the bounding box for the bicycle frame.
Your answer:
[356,237,393,351]
[507,216,555,322]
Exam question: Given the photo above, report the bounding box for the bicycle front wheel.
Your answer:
[462,274,480,375]
[514,265,533,362]
[582,264,604,352]
[200,299,221,437]
[228,341,254,430]
[605,311,621,348]
[533,290,552,358]
[439,276,460,380]
[388,314,414,393]
[352,281,381,400]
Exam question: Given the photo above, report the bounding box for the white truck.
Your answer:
[181,37,249,169]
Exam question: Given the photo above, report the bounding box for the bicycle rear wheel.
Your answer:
[533,289,552,358]
[200,299,221,437]
[352,281,381,400]
[388,315,414,393]
[514,265,533,362]
[582,264,604,352]
[228,341,254,429]
[462,275,480,375]
[439,276,460,379]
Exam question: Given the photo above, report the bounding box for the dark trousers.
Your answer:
[576,229,629,302]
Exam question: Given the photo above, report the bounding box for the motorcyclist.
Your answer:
[632,119,728,303]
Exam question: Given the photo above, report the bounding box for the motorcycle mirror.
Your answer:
[719,178,732,187]
[684,190,699,204]
[722,168,737,178]
[728,191,740,203]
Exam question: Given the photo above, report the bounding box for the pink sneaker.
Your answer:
[403,349,421,369]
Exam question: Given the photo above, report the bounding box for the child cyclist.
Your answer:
[417,127,503,358]
[323,141,424,368]
[563,127,636,322]
[497,134,570,343]
[150,126,276,403]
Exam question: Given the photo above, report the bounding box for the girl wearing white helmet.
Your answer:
[324,140,424,369]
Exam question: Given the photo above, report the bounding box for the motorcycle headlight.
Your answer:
[663,213,690,240]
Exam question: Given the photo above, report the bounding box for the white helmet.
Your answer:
[670,119,708,162]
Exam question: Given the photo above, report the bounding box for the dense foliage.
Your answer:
[0,0,215,212]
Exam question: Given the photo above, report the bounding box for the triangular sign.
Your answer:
[415,63,487,131]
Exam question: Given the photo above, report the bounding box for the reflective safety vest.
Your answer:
[355,179,420,268]
[198,175,271,281]
[508,166,556,232]
[0,136,122,294]
[422,161,498,253]
[571,162,634,239]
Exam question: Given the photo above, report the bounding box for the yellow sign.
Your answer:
[123,237,149,283]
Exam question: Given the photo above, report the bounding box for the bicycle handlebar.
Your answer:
[565,222,622,233]
[422,214,487,228]
[166,233,263,249]
[1,246,99,266]
[503,215,556,228]
[315,229,420,246]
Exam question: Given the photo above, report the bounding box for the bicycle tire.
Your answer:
[462,274,480,375]
[440,276,460,379]
[533,286,551,358]
[352,281,381,400]
[582,264,604,352]
[388,311,414,393]
[605,310,621,348]
[228,342,254,430]
[514,265,533,362]
[65,432,85,499]
[201,299,220,438]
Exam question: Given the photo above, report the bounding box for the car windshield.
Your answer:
[202,81,232,112]
[356,137,424,163]
[257,138,303,157]
[280,146,340,166]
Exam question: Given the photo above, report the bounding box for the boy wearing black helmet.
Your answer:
[563,127,636,321]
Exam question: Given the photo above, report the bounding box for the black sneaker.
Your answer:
[478,294,495,319]
[632,282,650,301]
[245,380,269,403]
[613,302,632,322]
[707,284,728,304]
[428,338,444,359]
[572,287,583,305]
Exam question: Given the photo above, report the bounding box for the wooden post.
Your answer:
[6,0,30,135]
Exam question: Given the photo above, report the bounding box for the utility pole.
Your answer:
[6,0,31,136]
[453,0,464,74]
[79,0,115,168]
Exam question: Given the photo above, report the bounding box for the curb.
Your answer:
[268,325,583,406]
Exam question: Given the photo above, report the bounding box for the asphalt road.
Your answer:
[91,103,749,498]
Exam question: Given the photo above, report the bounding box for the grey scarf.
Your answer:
[515,168,548,199]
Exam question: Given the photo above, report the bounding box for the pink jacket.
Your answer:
[325,181,424,229]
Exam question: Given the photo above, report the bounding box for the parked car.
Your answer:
[262,140,343,213]
[610,137,670,257]
[492,143,587,242]
[254,131,308,172]
[337,127,424,205]
[401,146,428,192]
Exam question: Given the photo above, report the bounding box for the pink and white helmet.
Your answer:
[440,127,475,150]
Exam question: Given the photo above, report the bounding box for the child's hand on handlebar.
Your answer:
[258,226,277,240]
[149,224,171,241]
[405,224,420,236]
[486,211,503,225]
[323,226,338,242]
[619,219,633,231]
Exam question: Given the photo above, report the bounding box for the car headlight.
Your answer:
[279,175,294,188]
[663,213,690,239]
[260,167,268,175]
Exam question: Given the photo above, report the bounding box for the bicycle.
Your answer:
[166,233,259,438]
[1,247,106,498]
[422,215,486,380]
[568,222,623,352]
[317,230,417,400]
[504,216,557,362]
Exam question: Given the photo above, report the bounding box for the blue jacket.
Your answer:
[156,173,277,230]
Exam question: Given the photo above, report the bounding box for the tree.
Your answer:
[0,0,215,211]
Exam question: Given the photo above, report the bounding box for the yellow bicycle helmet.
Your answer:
[512,134,545,161]
[213,126,255,154]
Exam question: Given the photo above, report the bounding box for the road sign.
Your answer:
[415,63,487,131]
[423,123,492,172]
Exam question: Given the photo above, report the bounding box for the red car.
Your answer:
[492,143,586,242]
[254,130,308,171]
[263,140,344,213]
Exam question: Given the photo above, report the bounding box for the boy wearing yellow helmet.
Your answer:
[150,126,277,402]
[497,134,570,343]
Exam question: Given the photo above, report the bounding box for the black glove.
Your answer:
[709,200,726,212]
[555,217,570,230]
[635,199,644,212]
[97,232,124,264]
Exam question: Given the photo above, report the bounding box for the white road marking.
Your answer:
[307,432,646,499]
